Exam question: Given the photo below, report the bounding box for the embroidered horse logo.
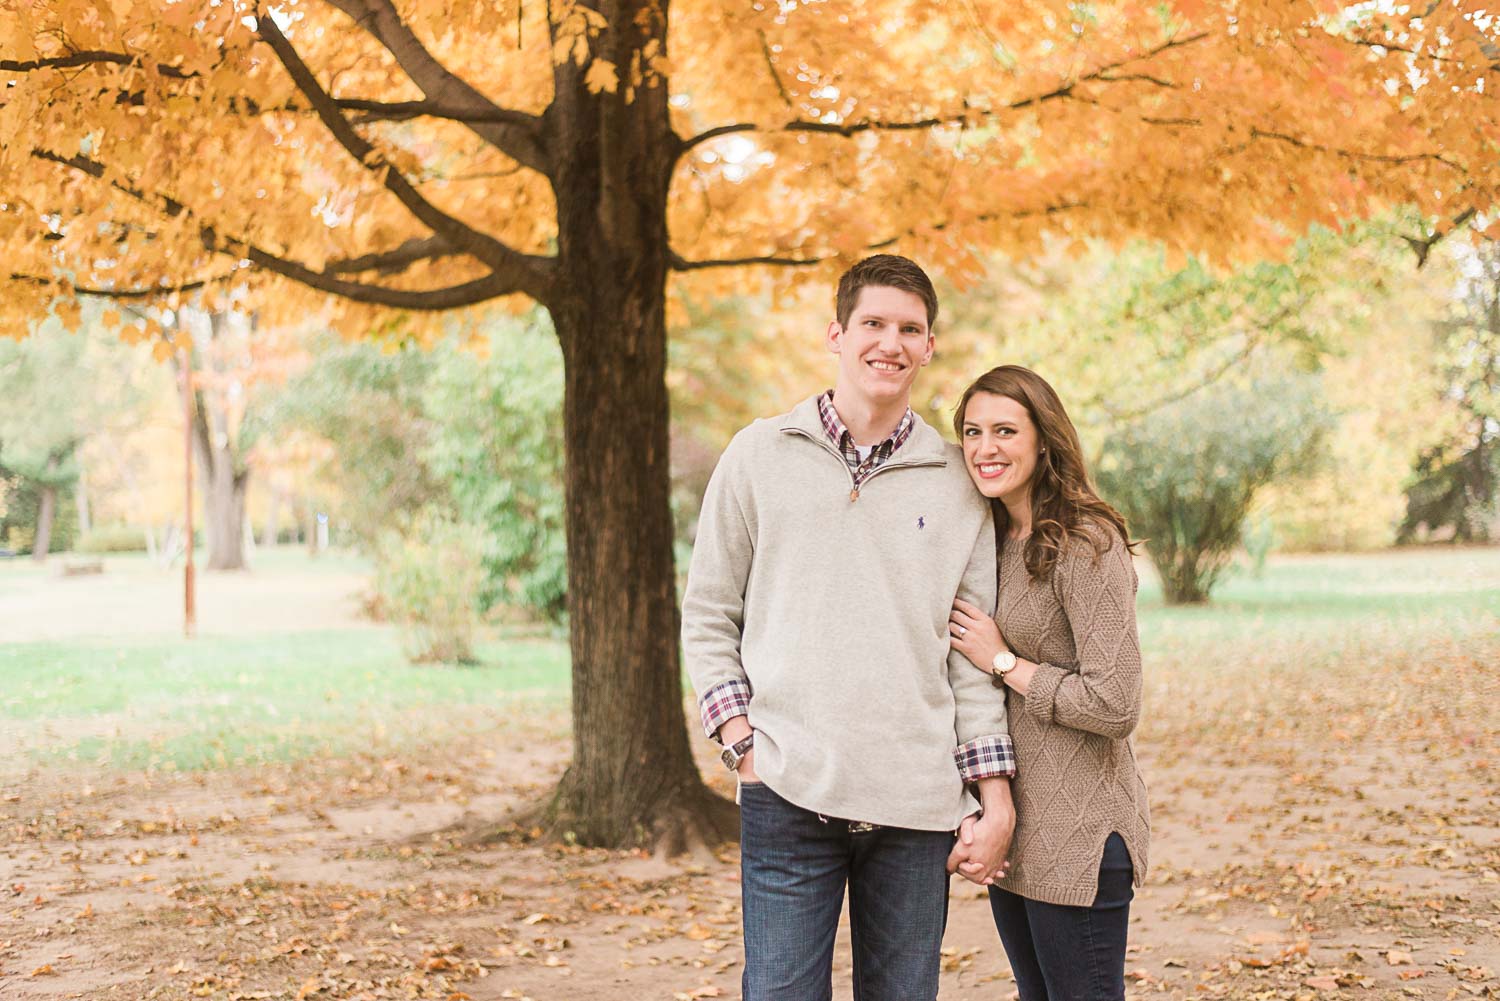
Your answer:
[917,516,926,530]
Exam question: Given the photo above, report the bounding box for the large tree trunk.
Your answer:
[31,482,56,562]
[528,0,734,852]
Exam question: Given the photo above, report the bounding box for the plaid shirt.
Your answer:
[817,389,915,495]
[698,389,1016,791]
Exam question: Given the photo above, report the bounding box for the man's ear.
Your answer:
[825,319,844,355]
[920,331,935,366]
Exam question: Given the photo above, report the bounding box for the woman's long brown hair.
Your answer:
[953,365,1136,581]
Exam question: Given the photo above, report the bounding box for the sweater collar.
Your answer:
[780,393,949,465]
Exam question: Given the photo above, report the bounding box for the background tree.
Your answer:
[925,223,1457,551]
[1096,372,1330,604]
[1400,238,1500,543]
[3,0,1497,848]
[0,319,148,559]
[156,306,312,571]
[255,332,444,551]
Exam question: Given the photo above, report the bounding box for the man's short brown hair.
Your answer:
[835,255,939,331]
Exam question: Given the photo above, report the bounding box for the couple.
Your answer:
[681,254,1150,1001]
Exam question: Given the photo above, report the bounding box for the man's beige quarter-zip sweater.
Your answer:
[682,394,1010,831]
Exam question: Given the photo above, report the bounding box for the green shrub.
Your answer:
[1096,375,1329,604]
[75,524,149,554]
[423,319,568,622]
[374,511,488,665]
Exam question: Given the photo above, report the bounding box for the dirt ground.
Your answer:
[2,553,1497,1000]
[2,701,1496,1001]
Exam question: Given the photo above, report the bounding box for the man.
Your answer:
[682,255,1016,1001]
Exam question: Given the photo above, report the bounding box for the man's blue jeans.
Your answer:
[738,781,953,1001]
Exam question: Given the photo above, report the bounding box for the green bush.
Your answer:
[75,524,149,554]
[424,318,568,622]
[374,511,488,665]
[1096,374,1329,604]
[257,315,568,625]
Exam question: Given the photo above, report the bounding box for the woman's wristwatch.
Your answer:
[720,733,755,771]
[991,650,1018,677]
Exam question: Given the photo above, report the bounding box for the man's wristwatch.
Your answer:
[991,650,1018,677]
[720,733,755,771]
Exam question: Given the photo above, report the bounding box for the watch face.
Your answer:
[720,748,737,770]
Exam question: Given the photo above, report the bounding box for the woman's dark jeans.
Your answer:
[738,781,953,1001]
[988,832,1135,1001]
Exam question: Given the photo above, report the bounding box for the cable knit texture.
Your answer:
[991,525,1151,906]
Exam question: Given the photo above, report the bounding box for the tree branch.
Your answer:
[677,31,1209,154]
[1246,127,1468,172]
[68,83,541,129]
[323,235,459,274]
[670,202,1085,271]
[4,45,546,137]
[318,0,548,175]
[1348,34,1500,73]
[337,97,540,127]
[29,148,529,310]
[255,12,552,300]
[9,270,242,299]
[1094,301,1304,422]
[1404,206,1480,267]
[0,51,196,78]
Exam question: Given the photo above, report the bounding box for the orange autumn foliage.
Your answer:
[0,0,1493,334]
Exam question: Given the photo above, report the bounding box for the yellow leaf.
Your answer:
[55,299,82,332]
[585,60,619,94]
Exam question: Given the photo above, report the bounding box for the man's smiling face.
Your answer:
[826,285,934,411]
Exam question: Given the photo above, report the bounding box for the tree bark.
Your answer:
[31,482,56,562]
[524,0,734,851]
[186,313,251,571]
[190,403,250,571]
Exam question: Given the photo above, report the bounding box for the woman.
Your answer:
[946,365,1149,1001]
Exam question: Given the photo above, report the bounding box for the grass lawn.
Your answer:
[1,544,1494,776]
[0,629,570,773]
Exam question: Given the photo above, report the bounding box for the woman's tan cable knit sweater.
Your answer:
[991,525,1150,907]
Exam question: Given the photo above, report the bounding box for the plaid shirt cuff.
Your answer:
[699,679,752,741]
[954,734,1017,781]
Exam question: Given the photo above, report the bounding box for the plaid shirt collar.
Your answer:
[816,390,915,480]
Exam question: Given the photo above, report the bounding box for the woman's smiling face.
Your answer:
[960,391,1041,504]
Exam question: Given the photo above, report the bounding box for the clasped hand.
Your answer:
[946,810,1014,886]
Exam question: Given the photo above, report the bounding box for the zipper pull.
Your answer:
[849,487,859,502]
